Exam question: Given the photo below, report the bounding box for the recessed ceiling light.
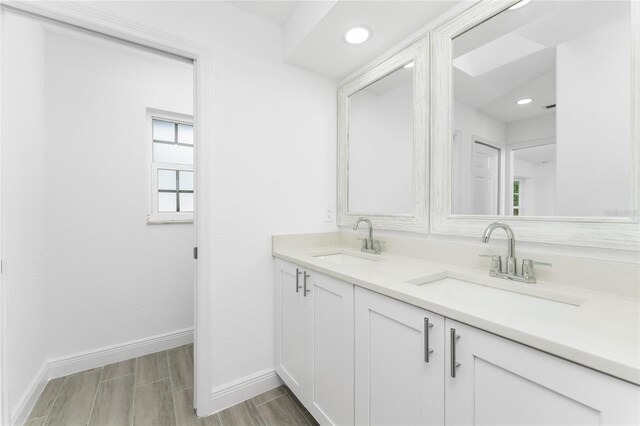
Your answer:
[509,0,532,10]
[516,98,533,105]
[403,62,414,69]
[344,26,371,45]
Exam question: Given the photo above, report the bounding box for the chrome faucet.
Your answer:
[480,222,551,284]
[482,222,517,275]
[353,217,382,254]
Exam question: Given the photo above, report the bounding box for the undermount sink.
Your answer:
[406,273,585,307]
[314,252,378,266]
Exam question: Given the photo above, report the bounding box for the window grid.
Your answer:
[152,119,193,147]
[157,169,194,213]
[148,112,194,223]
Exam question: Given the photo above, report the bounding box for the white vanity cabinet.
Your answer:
[275,258,639,426]
[274,259,354,426]
[354,287,445,425]
[445,319,640,425]
[275,259,307,399]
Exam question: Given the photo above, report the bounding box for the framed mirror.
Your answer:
[431,0,639,250]
[337,38,428,231]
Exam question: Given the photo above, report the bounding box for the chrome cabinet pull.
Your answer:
[303,272,311,296]
[295,268,302,293]
[450,328,461,377]
[424,318,434,363]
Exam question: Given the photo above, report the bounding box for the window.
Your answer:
[513,180,520,216]
[148,110,194,223]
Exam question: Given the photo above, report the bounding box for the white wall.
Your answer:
[556,19,631,217]
[84,0,338,398]
[506,113,555,145]
[348,83,413,214]
[531,161,557,216]
[42,28,194,359]
[452,100,507,214]
[4,14,48,416]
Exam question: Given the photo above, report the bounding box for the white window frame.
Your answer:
[146,108,194,224]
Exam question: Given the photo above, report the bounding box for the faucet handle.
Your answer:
[479,254,502,274]
[521,259,551,283]
[371,239,385,254]
[357,237,369,250]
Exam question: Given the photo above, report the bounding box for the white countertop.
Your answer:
[273,245,640,386]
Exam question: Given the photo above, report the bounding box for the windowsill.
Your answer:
[147,218,194,225]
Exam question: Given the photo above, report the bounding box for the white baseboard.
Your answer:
[11,328,193,425]
[48,327,193,379]
[209,369,283,414]
[10,364,48,426]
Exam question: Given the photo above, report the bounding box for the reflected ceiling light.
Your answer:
[403,62,414,69]
[344,26,371,45]
[509,0,532,10]
[516,98,533,105]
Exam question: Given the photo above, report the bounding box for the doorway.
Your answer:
[0,4,212,422]
[472,141,501,215]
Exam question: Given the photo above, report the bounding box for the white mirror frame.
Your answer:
[337,38,429,231]
[430,0,640,251]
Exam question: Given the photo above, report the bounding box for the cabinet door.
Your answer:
[305,272,354,426]
[445,319,640,426]
[275,259,306,400]
[355,287,445,426]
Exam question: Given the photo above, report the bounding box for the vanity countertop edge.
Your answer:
[272,242,640,386]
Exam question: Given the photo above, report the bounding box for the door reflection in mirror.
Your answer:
[473,141,500,216]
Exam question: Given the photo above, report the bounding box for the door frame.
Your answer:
[0,1,215,421]
[506,137,556,215]
[472,139,501,215]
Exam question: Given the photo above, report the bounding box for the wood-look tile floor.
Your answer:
[25,345,318,426]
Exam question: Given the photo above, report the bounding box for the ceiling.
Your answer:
[225,1,300,25]
[513,144,556,166]
[453,0,630,124]
[226,0,462,80]
[224,0,629,107]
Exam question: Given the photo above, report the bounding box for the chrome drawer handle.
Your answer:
[424,318,434,363]
[450,328,461,377]
[295,268,302,293]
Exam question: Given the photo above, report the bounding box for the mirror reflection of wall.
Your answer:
[348,63,414,214]
[451,0,631,218]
